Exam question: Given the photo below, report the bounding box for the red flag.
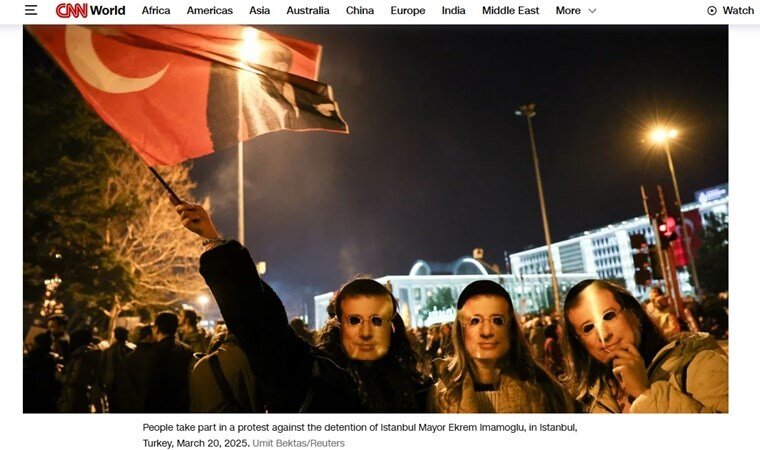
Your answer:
[671,209,704,267]
[27,25,348,166]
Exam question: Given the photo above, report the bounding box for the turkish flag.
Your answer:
[27,25,348,166]
[671,209,704,267]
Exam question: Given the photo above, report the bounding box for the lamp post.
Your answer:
[650,128,702,295]
[515,104,561,314]
[236,27,264,245]
[197,294,210,321]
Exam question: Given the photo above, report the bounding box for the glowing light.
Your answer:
[240,27,262,64]
[649,127,678,144]
[197,294,210,306]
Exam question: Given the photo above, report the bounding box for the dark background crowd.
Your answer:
[22,288,728,414]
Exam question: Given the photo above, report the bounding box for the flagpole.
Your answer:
[237,81,245,245]
[147,166,181,205]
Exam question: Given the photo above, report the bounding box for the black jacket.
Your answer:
[144,337,194,413]
[199,240,430,413]
[111,338,193,413]
[23,349,61,413]
[111,343,153,412]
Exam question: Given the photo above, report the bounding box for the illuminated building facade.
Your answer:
[509,184,728,299]
[314,256,592,328]
[313,185,727,328]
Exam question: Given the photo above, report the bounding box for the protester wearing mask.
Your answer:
[174,200,431,413]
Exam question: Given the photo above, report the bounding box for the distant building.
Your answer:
[314,252,592,329]
[313,184,727,329]
[509,184,728,299]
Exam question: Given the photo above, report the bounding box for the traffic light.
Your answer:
[630,233,651,286]
[656,214,678,249]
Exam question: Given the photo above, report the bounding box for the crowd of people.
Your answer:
[22,200,728,414]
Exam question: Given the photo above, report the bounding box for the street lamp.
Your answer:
[196,294,210,319]
[515,103,561,314]
[648,127,701,295]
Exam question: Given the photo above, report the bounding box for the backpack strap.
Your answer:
[208,353,246,412]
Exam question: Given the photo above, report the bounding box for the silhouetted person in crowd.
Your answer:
[95,326,135,411]
[543,322,566,380]
[439,322,454,357]
[526,314,547,361]
[110,324,154,412]
[179,307,210,354]
[47,314,70,362]
[143,311,194,413]
[56,328,101,412]
[289,317,315,345]
[646,286,682,338]
[24,332,61,412]
[426,324,442,359]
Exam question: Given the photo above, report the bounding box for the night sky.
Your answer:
[189,26,727,317]
[28,26,729,319]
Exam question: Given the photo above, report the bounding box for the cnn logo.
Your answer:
[56,3,88,18]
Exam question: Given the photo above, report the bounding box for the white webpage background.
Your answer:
[0,11,757,450]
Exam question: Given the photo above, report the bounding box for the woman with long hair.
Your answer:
[312,278,431,412]
[430,280,573,413]
[562,279,728,413]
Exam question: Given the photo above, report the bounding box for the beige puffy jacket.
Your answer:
[581,332,728,413]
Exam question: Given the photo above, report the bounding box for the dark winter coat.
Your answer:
[199,240,431,413]
[143,337,194,413]
[110,342,154,412]
[23,348,61,413]
[110,337,193,413]
[56,344,101,413]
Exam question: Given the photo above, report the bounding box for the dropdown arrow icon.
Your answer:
[589,8,597,13]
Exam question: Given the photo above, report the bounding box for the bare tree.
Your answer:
[102,149,209,332]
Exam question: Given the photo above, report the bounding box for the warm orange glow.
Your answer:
[650,127,678,144]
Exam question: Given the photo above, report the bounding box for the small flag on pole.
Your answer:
[27,25,349,166]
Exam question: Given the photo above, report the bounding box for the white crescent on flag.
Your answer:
[64,25,169,94]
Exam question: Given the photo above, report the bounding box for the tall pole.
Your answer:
[640,186,667,290]
[517,104,561,314]
[663,140,701,295]
[237,83,245,245]
[658,185,683,317]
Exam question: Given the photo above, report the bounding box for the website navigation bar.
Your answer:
[4,1,759,24]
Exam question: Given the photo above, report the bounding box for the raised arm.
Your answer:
[173,199,312,411]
